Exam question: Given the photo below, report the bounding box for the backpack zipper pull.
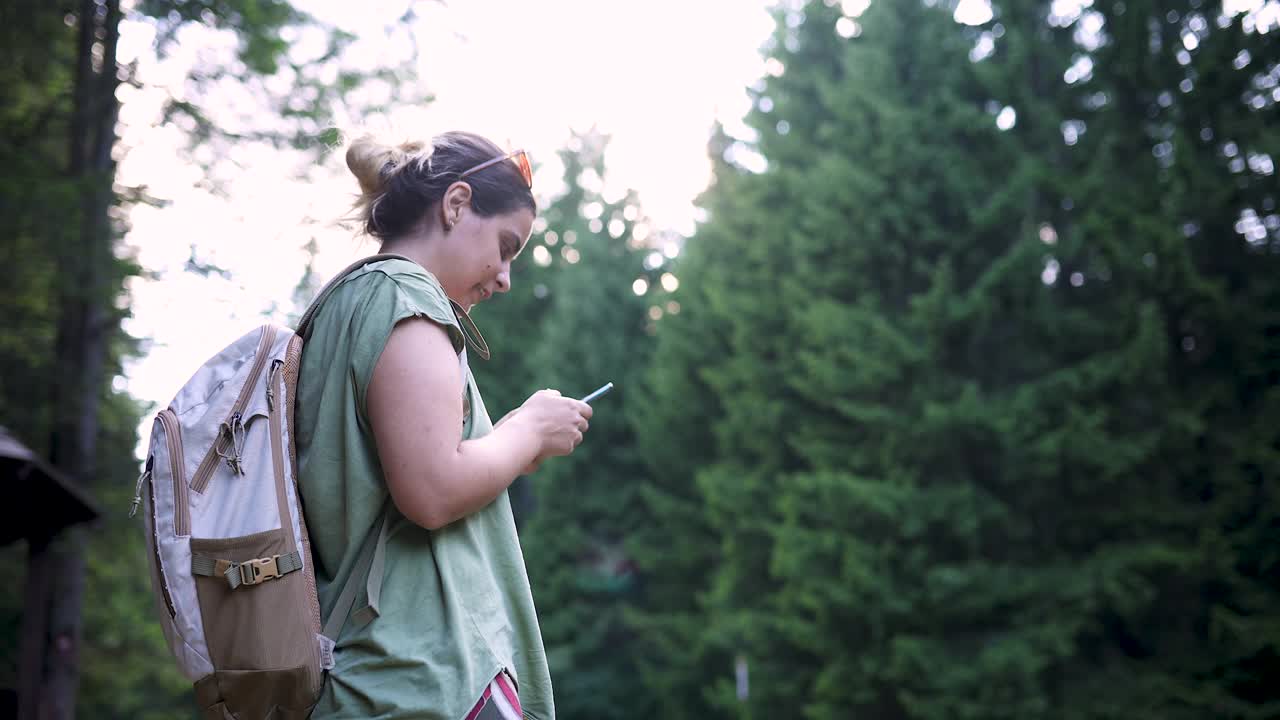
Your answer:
[129,457,153,518]
[229,412,246,475]
[218,413,247,475]
[266,359,283,412]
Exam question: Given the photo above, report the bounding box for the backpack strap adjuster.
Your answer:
[235,556,281,587]
[192,550,303,590]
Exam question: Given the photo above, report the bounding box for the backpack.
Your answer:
[130,254,412,719]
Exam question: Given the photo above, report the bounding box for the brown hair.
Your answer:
[345,131,536,240]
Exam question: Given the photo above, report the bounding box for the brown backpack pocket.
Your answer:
[189,528,322,705]
[194,667,316,719]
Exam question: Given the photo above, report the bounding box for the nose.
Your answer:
[495,264,511,293]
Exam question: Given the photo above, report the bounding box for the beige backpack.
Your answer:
[131,255,407,719]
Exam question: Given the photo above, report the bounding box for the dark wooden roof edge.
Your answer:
[0,426,103,521]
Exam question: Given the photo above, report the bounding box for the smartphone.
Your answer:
[580,382,614,403]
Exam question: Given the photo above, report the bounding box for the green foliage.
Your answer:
[139,0,305,73]
[141,1,425,160]
[521,138,657,720]
[1062,1,1280,715]
[472,130,662,718]
[630,0,1279,718]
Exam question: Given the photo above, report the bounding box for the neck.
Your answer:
[380,233,438,273]
[379,234,464,308]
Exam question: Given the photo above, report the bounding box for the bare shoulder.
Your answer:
[367,317,464,455]
[374,315,459,382]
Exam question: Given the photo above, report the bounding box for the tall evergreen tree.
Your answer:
[1041,0,1280,715]
[624,125,744,720]
[691,2,1065,715]
[513,130,660,719]
[635,0,1277,717]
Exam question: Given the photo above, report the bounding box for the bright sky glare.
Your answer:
[117,0,777,451]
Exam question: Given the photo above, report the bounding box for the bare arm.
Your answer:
[366,317,590,530]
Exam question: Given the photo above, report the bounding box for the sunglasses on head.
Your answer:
[458,149,532,189]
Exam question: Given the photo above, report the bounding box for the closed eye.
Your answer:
[500,231,523,261]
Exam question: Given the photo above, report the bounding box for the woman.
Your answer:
[296,131,591,720]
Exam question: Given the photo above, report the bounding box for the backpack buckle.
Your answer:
[236,555,281,587]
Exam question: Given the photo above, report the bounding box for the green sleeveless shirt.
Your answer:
[296,259,554,720]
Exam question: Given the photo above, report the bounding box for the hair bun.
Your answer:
[346,135,399,196]
[346,135,436,193]
[345,134,437,234]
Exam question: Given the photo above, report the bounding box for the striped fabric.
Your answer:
[463,672,522,720]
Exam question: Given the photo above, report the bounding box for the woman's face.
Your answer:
[436,204,534,310]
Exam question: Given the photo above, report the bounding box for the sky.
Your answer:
[115,0,779,451]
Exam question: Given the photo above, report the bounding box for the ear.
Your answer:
[440,181,473,228]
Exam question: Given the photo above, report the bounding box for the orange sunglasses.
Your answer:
[458,149,532,189]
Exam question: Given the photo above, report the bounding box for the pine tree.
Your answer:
[510,130,661,719]
[712,2,1071,716]
[623,119,773,718]
[632,0,1280,716]
[1037,0,1280,715]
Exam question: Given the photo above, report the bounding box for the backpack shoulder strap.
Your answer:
[295,253,491,360]
[295,253,412,339]
[321,511,390,643]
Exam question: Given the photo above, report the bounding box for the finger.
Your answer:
[575,400,594,419]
